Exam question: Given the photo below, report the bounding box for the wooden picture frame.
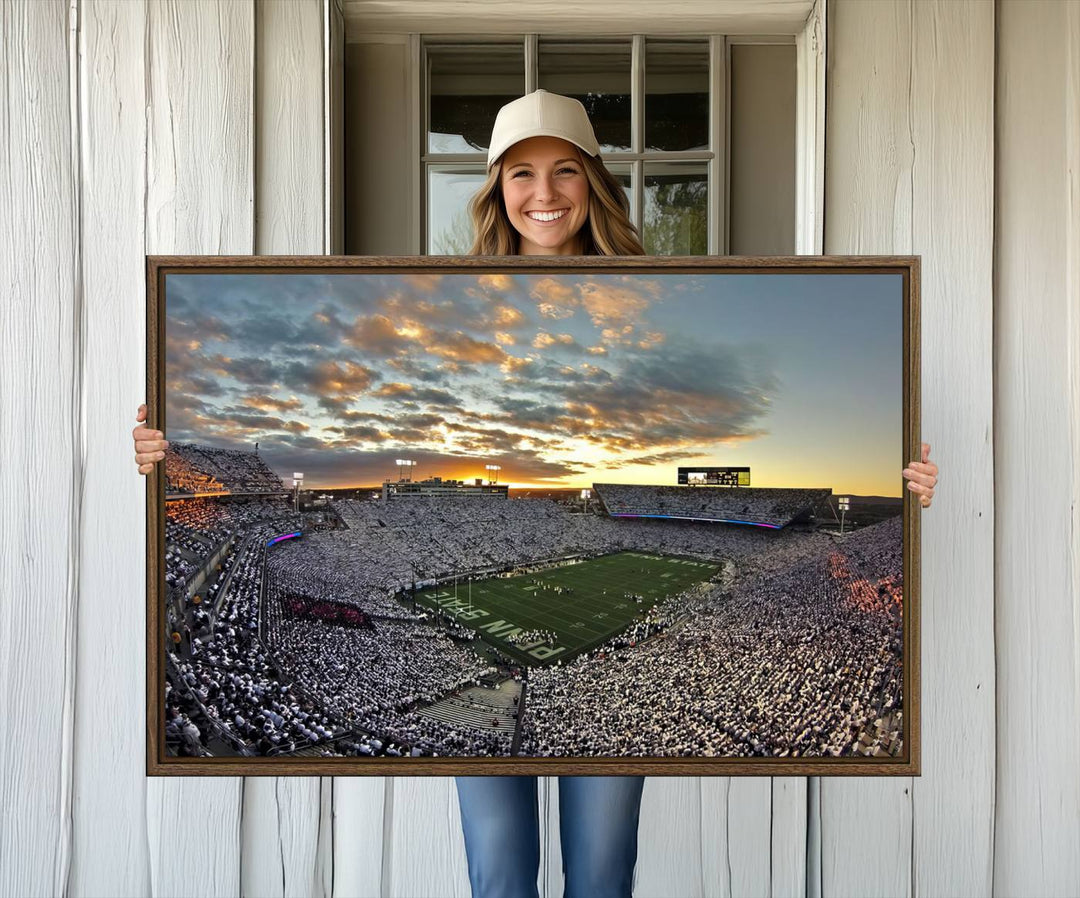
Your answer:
[147,255,920,776]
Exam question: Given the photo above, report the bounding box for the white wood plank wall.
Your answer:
[824,3,996,897]
[73,1,151,894]
[0,1,1076,897]
[0,2,79,897]
[994,1,1080,892]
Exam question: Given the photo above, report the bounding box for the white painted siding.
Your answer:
[386,777,472,898]
[907,3,997,892]
[1,2,1077,897]
[994,0,1080,892]
[824,3,996,895]
[0,2,78,896]
[72,1,152,894]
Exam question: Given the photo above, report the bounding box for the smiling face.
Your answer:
[499,136,591,255]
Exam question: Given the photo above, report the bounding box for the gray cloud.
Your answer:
[167,274,781,487]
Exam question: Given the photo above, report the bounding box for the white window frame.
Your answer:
[396,1,825,256]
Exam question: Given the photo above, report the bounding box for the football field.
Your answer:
[412,551,720,666]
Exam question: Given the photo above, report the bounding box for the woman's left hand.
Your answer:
[903,442,938,508]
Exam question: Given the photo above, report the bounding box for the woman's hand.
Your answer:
[133,403,169,475]
[903,442,938,508]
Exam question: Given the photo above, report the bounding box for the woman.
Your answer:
[451,91,649,898]
[132,90,939,898]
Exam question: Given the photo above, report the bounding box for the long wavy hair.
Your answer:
[467,149,645,256]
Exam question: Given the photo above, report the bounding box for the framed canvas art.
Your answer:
[146,255,920,776]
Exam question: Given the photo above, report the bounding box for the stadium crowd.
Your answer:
[521,517,904,758]
[165,496,300,595]
[165,450,225,495]
[594,483,831,529]
[166,442,286,495]
[164,445,903,760]
[268,617,511,757]
[164,531,343,754]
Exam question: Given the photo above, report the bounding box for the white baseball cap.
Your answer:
[486,90,601,169]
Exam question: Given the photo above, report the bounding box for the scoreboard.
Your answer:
[678,466,750,487]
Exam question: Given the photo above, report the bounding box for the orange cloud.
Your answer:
[478,273,513,291]
[600,325,635,345]
[311,360,378,396]
[346,314,409,354]
[530,277,578,319]
[493,304,525,327]
[403,274,444,292]
[530,277,576,303]
[426,331,508,365]
[380,292,463,326]
[241,394,304,413]
[538,303,575,320]
[579,281,650,328]
[532,331,577,350]
[372,382,414,397]
[500,356,533,374]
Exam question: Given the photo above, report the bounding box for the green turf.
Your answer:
[411,551,720,666]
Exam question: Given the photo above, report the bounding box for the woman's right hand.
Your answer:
[133,403,169,475]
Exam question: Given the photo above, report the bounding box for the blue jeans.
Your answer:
[455,775,646,898]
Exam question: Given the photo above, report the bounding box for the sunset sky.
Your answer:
[165,270,903,496]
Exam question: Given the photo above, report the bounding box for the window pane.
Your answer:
[538,40,631,153]
[645,40,709,152]
[428,44,524,154]
[729,44,795,254]
[604,163,634,222]
[643,163,708,255]
[428,167,487,254]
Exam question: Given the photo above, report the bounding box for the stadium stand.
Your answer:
[165,449,225,495]
[521,517,904,758]
[163,444,903,760]
[593,483,831,528]
[165,442,286,495]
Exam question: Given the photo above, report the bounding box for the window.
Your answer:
[424,36,748,256]
[341,34,798,256]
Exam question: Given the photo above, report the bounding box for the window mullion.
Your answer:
[722,37,732,255]
[631,34,645,235]
[419,38,429,253]
[525,34,537,93]
[709,34,726,256]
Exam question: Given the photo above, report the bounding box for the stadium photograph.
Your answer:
[153,260,913,771]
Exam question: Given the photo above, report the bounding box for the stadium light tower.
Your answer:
[580,488,591,514]
[293,473,304,514]
[485,463,501,485]
[838,496,850,534]
[395,458,416,482]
